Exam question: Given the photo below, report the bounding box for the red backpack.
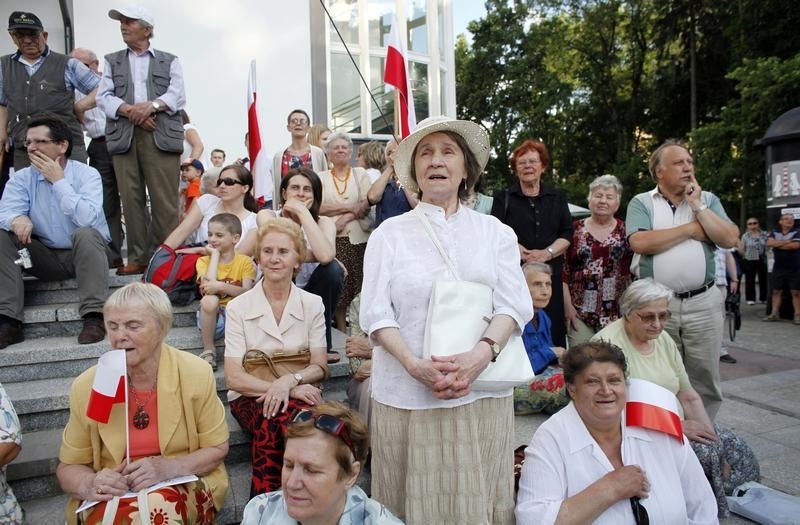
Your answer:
[143,244,201,305]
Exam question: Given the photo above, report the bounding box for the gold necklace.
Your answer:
[331,166,351,196]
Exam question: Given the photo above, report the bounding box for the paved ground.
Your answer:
[513,301,800,524]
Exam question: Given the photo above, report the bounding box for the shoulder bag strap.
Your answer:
[414,209,460,280]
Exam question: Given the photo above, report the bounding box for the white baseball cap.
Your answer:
[108,5,155,26]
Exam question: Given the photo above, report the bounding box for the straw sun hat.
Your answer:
[393,116,490,194]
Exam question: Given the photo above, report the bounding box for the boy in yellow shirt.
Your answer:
[195,213,255,369]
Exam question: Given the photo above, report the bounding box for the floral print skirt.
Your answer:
[78,478,216,525]
[692,425,760,518]
[513,365,569,416]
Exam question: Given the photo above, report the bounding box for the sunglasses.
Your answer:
[291,408,354,455]
[747,222,758,225]
[634,311,671,325]
[217,177,245,187]
[630,497,649,525]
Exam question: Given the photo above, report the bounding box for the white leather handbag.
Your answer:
[416,210,535,391]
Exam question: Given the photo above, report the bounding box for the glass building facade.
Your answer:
[317,0,455,138]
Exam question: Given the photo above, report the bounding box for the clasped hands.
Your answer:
[409,344,491,400]
[123,101,157,131]
[258,374,322,419]
[88,457,175,501]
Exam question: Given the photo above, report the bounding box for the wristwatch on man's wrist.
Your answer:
[152,101,162,113]
[292,372,303,385]
[546,247,555,259]
[480,337,501,362]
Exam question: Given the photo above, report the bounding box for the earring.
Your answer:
[463,179,467,191]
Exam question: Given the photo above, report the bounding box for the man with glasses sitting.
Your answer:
[270,109,328,210]
[0,11,100,170]
[0,115,111,348]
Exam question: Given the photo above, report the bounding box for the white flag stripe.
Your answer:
[93,350,126,396]
[627,378,680,414]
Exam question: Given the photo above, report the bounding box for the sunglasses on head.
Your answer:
[291,408,354,455]
[217,177,244,187]
[630,497,649,525]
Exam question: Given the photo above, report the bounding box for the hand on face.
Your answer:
[683,175,702,208]
[28,150,64,183]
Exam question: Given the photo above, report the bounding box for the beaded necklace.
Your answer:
[331,166,352,196]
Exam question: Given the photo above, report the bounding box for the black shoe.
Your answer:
[0,321,24,349]
[720,354,737,364]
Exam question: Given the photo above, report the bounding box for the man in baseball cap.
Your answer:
[1,12,99,169]
[97,5,186,275]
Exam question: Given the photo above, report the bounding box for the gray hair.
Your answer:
[522,261,552,276]
[587,174,623,202]
[648,139,689,180]
[324,132,353,154]
[619,278,673,317]
[103,282,173,339]
[200,167,221,194]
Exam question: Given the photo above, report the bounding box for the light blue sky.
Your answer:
[453,1,488,42]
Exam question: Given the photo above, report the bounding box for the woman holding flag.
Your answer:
[592,278,759,518]
[515,340,717,524]
[56,283,229,524]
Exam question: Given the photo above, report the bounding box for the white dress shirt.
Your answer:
[516,402,718,525]
[359,202,533,410]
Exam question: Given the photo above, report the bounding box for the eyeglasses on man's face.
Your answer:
[289,118,309,126]
[24,138,58,148]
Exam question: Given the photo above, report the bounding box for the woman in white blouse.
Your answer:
[515,340,717,525]
[360,116,533,524]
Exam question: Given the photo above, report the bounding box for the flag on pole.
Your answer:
[384,15,416,138]
[247,60,272,208]
[86,350,126,424]
[626,378,684,443]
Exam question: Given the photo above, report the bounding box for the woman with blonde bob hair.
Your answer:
[224,218,328,496]
[57,282,230,524]
[241,401,403,524]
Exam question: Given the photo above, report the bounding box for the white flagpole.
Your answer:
[123,359,130,466]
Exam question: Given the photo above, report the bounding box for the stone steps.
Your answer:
[5,271,357,524]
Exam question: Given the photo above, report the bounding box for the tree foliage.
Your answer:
[456,0,800,219]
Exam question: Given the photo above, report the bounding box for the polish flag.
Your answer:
[86,350,126,424]
[247,60,272,208]
[384,15,416,138]
[626,378,684,443]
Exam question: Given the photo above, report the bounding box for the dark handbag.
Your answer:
[242,348,328,385]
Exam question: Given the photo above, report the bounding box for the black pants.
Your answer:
[742,258,767,302]
[303,261,345,350]
[88,138,123,263]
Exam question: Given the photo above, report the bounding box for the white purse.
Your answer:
[416,211,535,391]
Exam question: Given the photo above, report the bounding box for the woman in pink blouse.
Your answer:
[563,175,633,346]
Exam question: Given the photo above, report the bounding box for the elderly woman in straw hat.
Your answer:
[360,116,533,524]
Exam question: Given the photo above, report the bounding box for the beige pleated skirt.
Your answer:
[370,396,515,525]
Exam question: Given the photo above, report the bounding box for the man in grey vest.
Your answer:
[97,5,185,275]
[0,11,99,170]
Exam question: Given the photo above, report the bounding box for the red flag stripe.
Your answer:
[385,46,412,137]
[626,401,684,444]
[86,375,125,424]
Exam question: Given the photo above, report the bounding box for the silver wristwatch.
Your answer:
[292,372,303,384]
[151,101,161,112]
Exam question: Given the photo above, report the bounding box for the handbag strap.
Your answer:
[414,209,460,280]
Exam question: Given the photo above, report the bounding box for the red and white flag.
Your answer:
[384,15,416,139]
[626,378,684,443]
[86,350,126,424]
[247,60,272,208]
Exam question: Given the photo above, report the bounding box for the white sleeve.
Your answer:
[492,222,533,332]
[359,227,401,338]
[515,426,566,525]
[679,441,719,525]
